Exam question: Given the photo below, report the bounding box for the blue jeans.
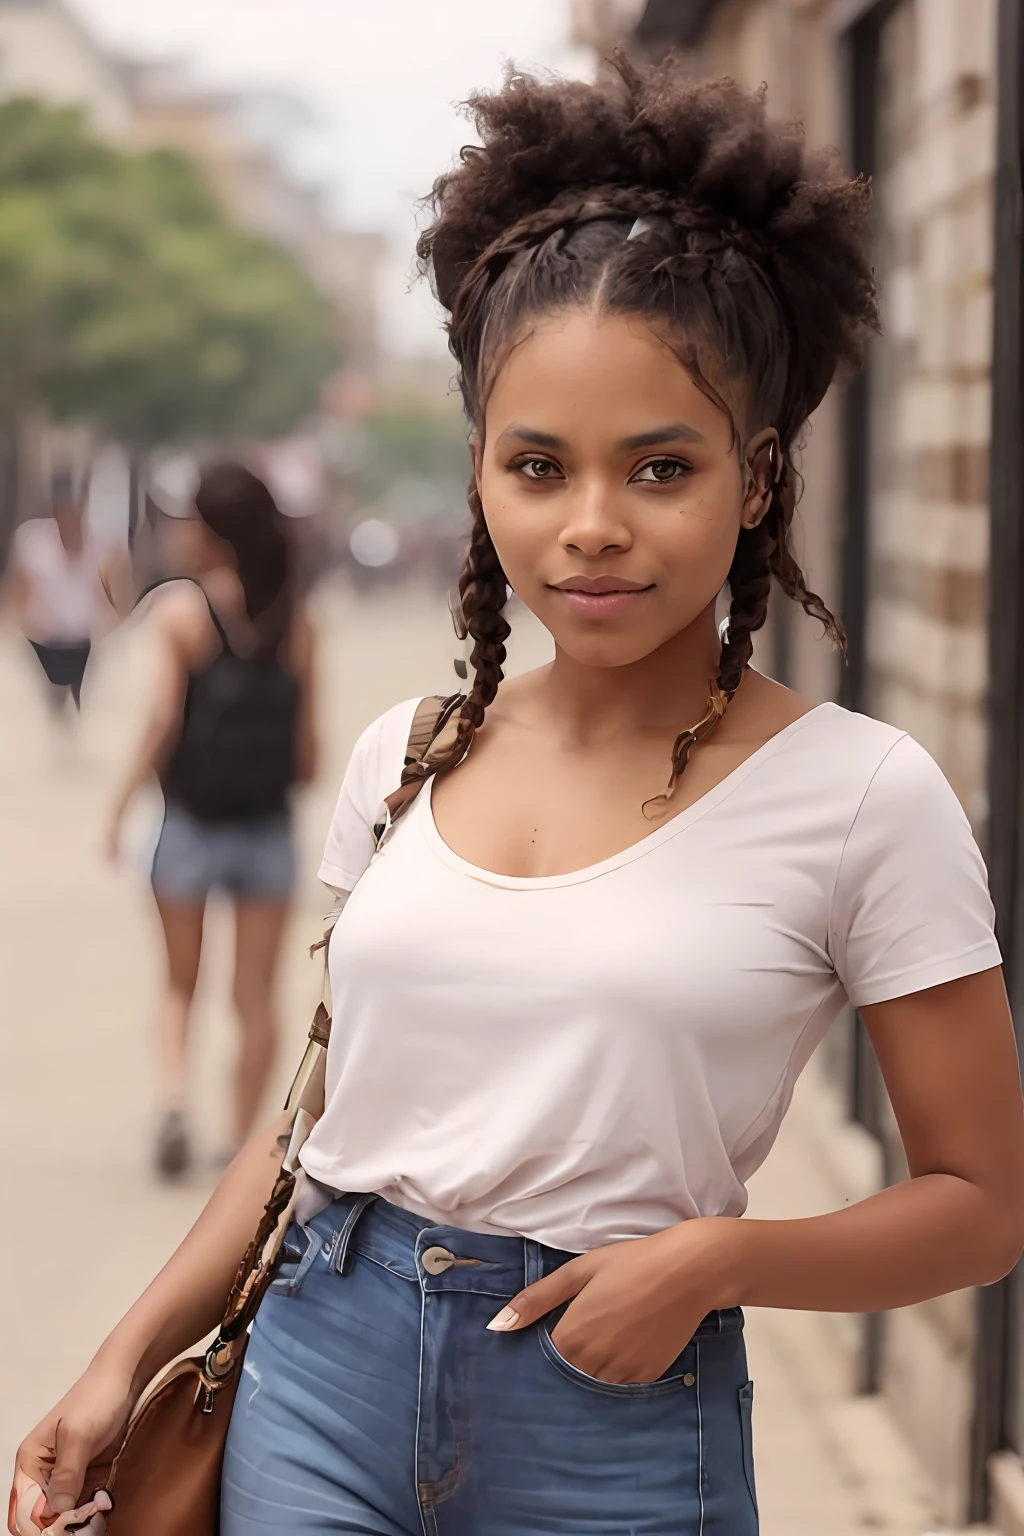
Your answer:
[221,1194,759,1534]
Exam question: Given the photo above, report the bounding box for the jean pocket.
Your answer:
[738,1380,758,1512]
[536,1319,696,1399]
[267,1221,322,1298]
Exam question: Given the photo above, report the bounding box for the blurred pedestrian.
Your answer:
[2,472,126,722]
[105,462,317,1177]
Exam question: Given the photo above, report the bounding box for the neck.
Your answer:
[536,605,724,744]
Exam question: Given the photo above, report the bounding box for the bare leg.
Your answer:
[153,895,205,1120]
[231,900,290,1148]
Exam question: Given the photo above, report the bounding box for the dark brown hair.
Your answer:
[195,462,292,644]
[415,56,878,791]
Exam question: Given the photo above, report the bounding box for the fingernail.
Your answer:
[94,1491,112,1511]
[486,1306,520,1331]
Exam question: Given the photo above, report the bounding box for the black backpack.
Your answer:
[144,578,300,823]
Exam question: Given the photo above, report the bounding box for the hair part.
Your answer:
[416,57,878,790]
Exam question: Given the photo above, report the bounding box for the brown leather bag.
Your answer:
[97,693,464,1535]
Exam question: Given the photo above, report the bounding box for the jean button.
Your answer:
[421,1245,456,1275]
[683,1372,696,1387]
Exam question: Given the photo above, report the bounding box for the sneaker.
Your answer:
[155,1110,189,1178]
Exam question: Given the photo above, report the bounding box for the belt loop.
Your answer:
[331,1193,379,1276]
[523,1239,544,1287]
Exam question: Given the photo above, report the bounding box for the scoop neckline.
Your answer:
[418,700,837,891]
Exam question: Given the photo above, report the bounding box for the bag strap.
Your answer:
[376,691,466,840]
[208,691,464,1356]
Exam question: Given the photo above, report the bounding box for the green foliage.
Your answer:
[356,404,469,505]
[0,97,340,444]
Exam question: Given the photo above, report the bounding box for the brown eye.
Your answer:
[518,458,561,480]
[632,458,688,484]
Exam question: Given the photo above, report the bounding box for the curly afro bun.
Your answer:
[410,55,878,796]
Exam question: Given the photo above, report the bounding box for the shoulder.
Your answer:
[319,697,424,891]
[138,580,215,659]
[800,705,961,812]
[818,709,984,885]
[750,703,974,855]
[346,696,425,800]
[777,701,915,795]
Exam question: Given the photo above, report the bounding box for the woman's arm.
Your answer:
[496,967,1024,1384]
[105,590,200,855]
[95,1113,292,1392]
[722,966,1024,1307]
[12,1114,289,1523]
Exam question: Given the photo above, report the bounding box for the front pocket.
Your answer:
[536,1320,695,1399]
[738,1380,758,1512]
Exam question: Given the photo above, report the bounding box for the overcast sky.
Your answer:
[71,0,592,357]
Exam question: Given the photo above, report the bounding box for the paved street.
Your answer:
[0,579,981,1533]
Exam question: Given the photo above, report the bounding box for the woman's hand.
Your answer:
[486,1217,742,1384]
[9,1479,111,1535]
[9,1362,134,1532]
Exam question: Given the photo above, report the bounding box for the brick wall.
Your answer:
[864,0,997,830]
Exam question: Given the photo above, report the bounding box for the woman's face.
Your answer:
[476,309,762,670]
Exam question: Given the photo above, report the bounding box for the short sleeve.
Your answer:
[318,697,421,892]
[830,734,1001,1007]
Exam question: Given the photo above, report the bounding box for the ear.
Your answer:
[741,427,782,530]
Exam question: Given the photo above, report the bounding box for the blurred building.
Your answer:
[575,0,1023,1528]
[0,0,132,138]
[123,65,384,373]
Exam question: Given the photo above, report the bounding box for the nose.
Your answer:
[557,479,632,557]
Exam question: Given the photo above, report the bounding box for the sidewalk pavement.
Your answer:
[0,580,990,1533]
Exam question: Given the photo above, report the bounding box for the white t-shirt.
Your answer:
[12,518,107,643]
[299,697,1001,1253]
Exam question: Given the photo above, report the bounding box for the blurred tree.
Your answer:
[0,98,340,559]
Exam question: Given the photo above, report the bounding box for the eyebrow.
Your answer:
[617,423,708,449]
[497,424,567,449]
[496,421,708,451]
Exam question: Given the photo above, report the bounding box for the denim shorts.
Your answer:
[221,1193,759,1535]
[151,803,295,902]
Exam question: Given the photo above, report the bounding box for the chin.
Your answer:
[550,630,666,669]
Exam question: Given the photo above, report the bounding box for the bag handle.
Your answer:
[205,693,461,1360]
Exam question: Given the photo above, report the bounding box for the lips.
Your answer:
[551,576,651,594]
[550,575,653,617]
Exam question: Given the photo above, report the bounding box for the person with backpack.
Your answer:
[106,462,316,1178]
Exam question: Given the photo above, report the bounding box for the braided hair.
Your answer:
[416,56,878,785]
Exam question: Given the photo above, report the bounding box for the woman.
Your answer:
[4,473,126,720]
[107,461,316,1177]
[11,64,1024,1536]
